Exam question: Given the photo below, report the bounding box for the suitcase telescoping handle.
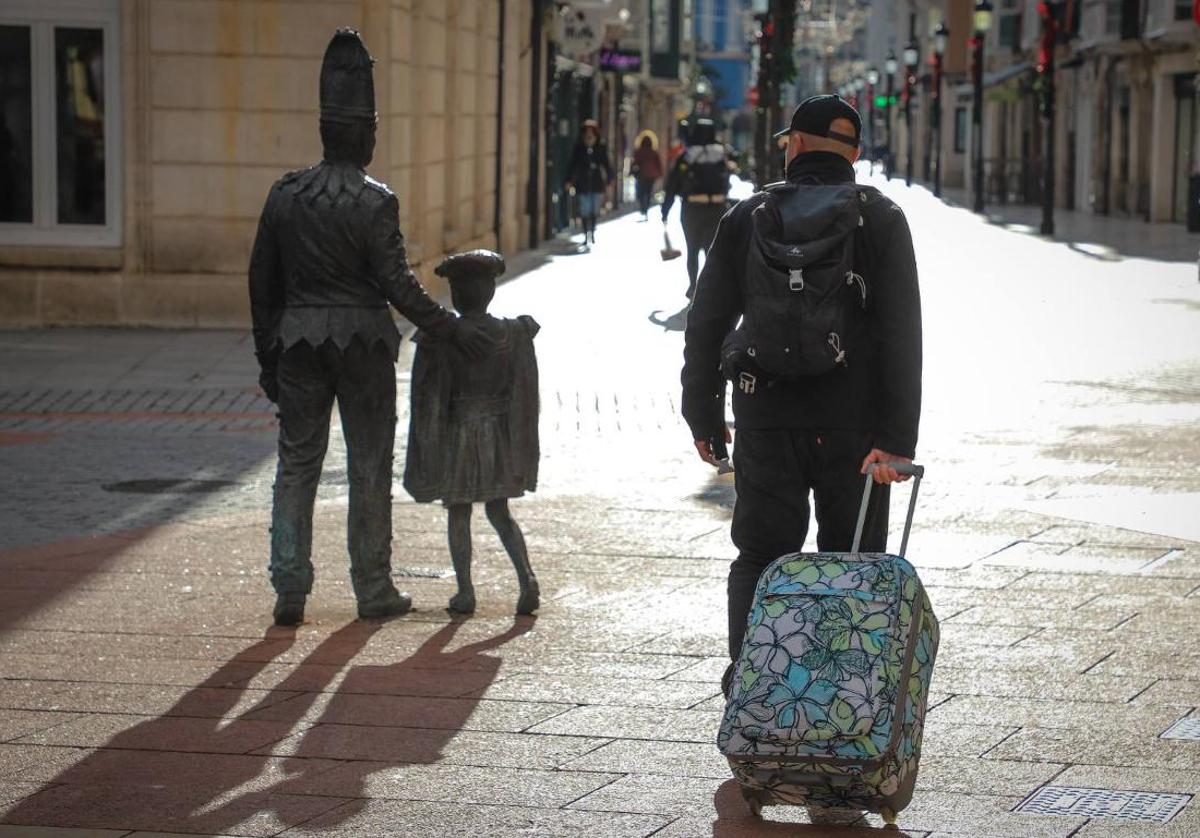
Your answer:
[851,462,925,557]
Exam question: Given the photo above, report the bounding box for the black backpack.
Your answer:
[681,144,730,196]
[720,182,874,387]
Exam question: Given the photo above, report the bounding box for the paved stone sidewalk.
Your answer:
[1,170,1198,836]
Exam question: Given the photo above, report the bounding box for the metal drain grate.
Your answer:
[1014,787,1191,824]
[1161,717,1200,741]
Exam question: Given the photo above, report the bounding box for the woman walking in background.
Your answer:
[565,120,613,247]
[631,130,663,220]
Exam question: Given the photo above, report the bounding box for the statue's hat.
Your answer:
[435,250,507,285]
[319,28,376,124]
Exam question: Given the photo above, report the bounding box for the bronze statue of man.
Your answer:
[248,28,487,626]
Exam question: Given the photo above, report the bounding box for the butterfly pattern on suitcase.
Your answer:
[718,552,939,812]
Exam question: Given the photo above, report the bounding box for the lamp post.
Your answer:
[903,39,919,187]
[867,67,879,173]
[932,21,949,198]
[884,51,897,179]
[971,1,993,213]
[1038,2,1061,236]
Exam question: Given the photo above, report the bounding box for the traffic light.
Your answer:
[874,95,898,108]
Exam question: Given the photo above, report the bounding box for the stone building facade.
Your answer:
[869,0,1198,226]
[0,0,543,327]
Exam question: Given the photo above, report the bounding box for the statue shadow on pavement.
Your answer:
[2,616,533,834]
[711,778,922,836]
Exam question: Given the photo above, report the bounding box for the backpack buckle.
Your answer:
[788,268,804,291]
[738,372,757,395]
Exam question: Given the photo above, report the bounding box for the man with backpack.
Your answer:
[662,118,732,299]
[680,95,922,669]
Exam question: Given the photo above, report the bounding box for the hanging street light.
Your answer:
[931,20,949,198]
[903,39,920,187]
[971,1,994,213]
[866,67,880,173]
[884,51,898,179]
[1038,2,1063,237]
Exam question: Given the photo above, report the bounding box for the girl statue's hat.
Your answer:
[435,250,506,284]
[319,28,377,124]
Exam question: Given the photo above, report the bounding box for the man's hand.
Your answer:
[694,426,733,466]
[450,317,495,361]
[259,369,279,404]
[861,449,913,484]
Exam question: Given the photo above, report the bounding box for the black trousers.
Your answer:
[635,176,655,215]
[681,202,725,297]
[728,428,890,660]
[270,338,401,609]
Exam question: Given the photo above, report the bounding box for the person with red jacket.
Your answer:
[631,130,664,219]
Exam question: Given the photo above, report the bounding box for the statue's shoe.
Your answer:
[448,589,477,614]
[357,592,413,620]
[516,581,540,616]
[273,594,306,627]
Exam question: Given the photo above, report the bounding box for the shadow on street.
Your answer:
[648,305,691,332]
[3,617,534,834]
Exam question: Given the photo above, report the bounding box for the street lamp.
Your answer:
[1038,2,1063,236]
[867,68,880,172]
[971,1,994,213]
[884,51,898,179]
[931,21,949,199]
[903,39,919,187]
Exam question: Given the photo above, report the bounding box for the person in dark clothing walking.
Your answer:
[249,29,490,627]
[680,95,922,666]
[662,118,731,298]
[632,130,664,219]
[565,120,613,246]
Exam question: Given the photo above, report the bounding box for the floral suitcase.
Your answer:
[718,463,938,824]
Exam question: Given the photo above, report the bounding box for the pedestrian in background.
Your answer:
[631,130,663,220]
[680,95,922,671]
[565,119,613,247]
[662,118,731,299]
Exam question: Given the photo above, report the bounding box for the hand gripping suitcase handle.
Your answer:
[851,463,925,557]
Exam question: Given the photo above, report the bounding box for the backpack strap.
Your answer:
[852,185,886,308]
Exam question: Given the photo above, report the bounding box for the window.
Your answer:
[954,107,968,153]
[1176,0,1194,21]
[0,0,120,247]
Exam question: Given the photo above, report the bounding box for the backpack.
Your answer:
[721,182,875,385]
[681,144,730,196]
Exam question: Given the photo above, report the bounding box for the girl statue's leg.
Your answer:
[485,499,539,615]
[446,503,476,613]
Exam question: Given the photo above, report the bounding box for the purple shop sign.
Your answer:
[600,49,642,73]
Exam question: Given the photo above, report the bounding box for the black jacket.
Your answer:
[248,161,455,371]
[681,151,922,458]
[566,142,614,194]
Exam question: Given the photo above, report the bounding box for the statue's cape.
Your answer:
[403,315,540,504]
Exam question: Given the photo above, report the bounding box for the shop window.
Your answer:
[0,1,120,247]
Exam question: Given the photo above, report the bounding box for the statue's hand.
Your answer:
[451,318,495,360]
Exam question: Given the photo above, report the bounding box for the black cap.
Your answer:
[319,29,376,124]
[435,249,506,284]
[773,94,861,147]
